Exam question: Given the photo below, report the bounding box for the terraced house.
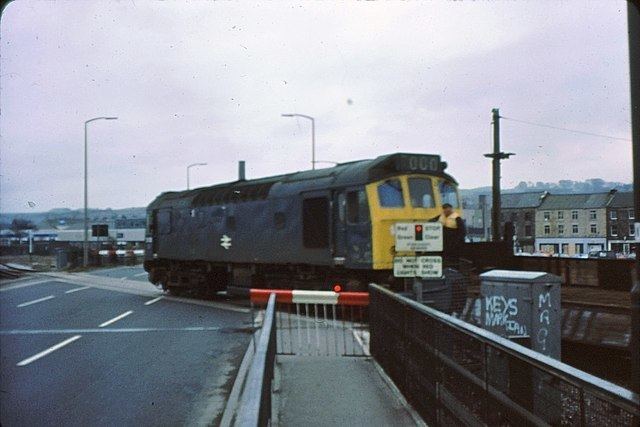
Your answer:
[607,191,637,255]
[498,191,548,253]
[534,191,616,255]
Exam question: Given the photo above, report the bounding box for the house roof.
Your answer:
[538,192,614,210]
[501,191,547,209]
[610,191,633,208]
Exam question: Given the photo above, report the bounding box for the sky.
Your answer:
[0,1,632,213]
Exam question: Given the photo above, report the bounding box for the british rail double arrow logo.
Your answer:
[220,235,232,250]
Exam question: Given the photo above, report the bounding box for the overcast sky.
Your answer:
[0,1,632,213]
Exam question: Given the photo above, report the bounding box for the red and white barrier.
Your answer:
[249,289,369,306]
[98,249,145,257]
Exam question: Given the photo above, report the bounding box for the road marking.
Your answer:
[2,327,225,335]
[17,295,55,307]
[36,272,250,313]
[16,335,82,367]
[133,272,148,277]
[65,286,91,294]
[0,279,52,292]
[144,296,163,306]
[99,311,133,328]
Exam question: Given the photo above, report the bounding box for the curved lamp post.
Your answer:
[187,162,207,190]
[84,116,118,267]
[281,113,316,170]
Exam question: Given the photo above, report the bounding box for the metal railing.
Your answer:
[274,301,368,356]
[250,289,369,357]
[369,283,640,426]
[235,293,277,427]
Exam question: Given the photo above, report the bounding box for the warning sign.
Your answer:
[393,256,443,278]
[394,223,443,252]
[393,256,418,277]
[416,256,442,278]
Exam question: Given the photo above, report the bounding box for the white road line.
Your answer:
[144,296,163,306]
[17,295,55,308]
[2,327,224,335]
[133,272,148,277]
[16,335,82,367]
[65,286,91,294]
[0,279,52,292]
[98,310,133,328]
[37,272,250,313]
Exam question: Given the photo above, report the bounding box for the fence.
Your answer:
[235,293,277,427]
[369,283,640,426]
[250,289,369,357]
[516,256,635,291]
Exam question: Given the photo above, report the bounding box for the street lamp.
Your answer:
[187,163,207,190]
[281,113,316,170]
[84,116,118,268]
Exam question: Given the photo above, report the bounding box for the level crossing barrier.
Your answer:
[369,283,640,426]
[249,288,369,357]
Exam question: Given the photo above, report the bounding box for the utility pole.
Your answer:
[627,0,640,394]
[484,108,514,242]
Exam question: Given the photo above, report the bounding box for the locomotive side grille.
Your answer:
[191,181,276,206]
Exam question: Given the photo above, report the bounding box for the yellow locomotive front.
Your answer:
[365,171,461,271]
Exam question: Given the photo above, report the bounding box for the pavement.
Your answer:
[275,356,421,427]
[267,308,423,427]
[0,269,253,426]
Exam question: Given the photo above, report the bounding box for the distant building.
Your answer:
[115,218,146,229]
[498,191,548,253]
[534,191,616,255]
[462,208,486,241]
[0,223,145,247]
[607,192,637,254]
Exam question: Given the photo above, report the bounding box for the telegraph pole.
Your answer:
[485,108,514,242]
[627,0,640,394]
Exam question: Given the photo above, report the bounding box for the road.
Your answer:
[84,264,149,282]
[0,270,252,426]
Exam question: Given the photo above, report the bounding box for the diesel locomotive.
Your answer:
[143,153,462,295]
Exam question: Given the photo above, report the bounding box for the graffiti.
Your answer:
[537,292,551,352]
[484,295,528,337]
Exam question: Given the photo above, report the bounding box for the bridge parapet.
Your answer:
[369,283,639,426]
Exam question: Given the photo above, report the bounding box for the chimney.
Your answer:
[238,161,246,181]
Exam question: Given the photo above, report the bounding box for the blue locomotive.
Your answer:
[143,153,461,295]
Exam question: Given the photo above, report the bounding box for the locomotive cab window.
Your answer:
[377,179,404,207]
[408,177,435,208]
[303,197,329,248]
[346,190,370,224]
[439,181,459,208]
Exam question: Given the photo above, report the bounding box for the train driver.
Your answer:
[431,203,466,263]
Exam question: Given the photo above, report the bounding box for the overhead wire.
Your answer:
[500,116,631,142]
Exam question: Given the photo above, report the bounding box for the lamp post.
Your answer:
[84,116,118,268]
[281,113,316,170]
[187,163,207,190]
